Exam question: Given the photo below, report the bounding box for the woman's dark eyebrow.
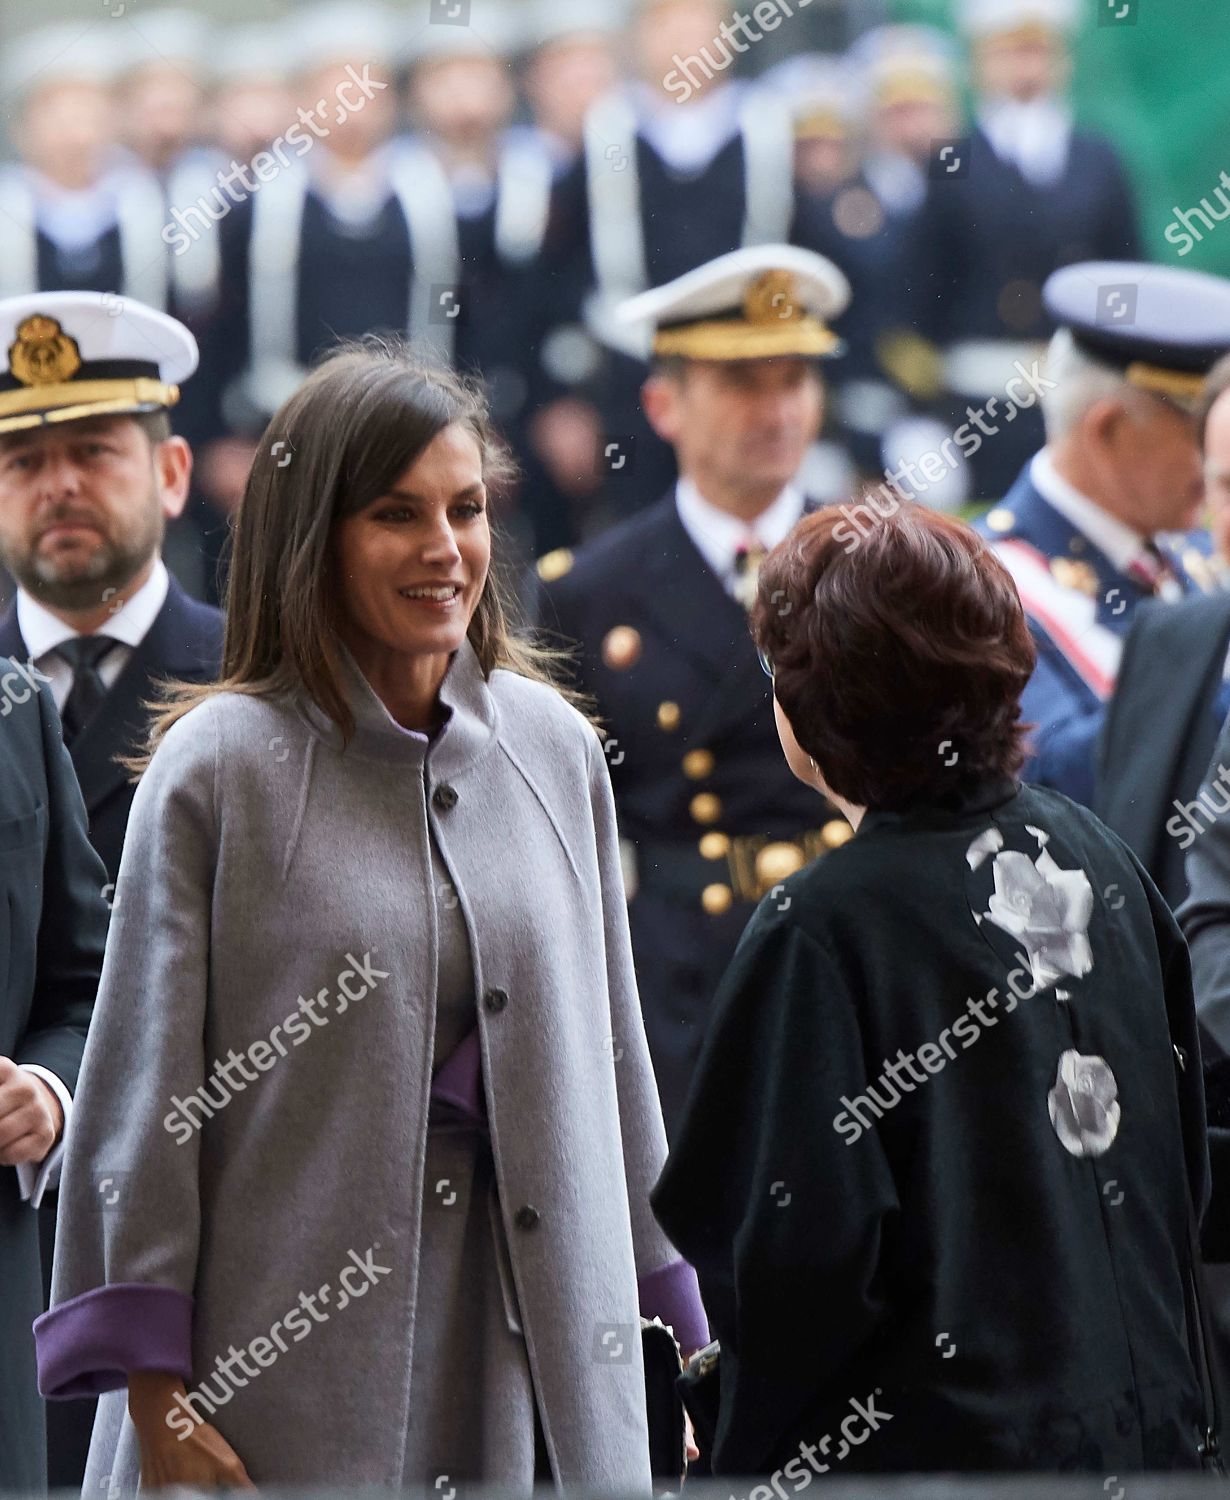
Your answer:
[378,482,486,504]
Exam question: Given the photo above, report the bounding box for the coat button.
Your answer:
[514,1205,540,1231]
[484,986,508,1013]
[432,784,458,811]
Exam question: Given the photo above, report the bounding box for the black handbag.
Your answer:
[642,1316,688,1485]
[676,1338,721,1459]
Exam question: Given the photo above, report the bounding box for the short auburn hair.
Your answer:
[750,503,1036,810]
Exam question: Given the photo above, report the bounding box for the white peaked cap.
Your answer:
[617,244,851,362]
[0,291,198,434]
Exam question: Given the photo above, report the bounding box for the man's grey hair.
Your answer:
[1040,327,1131,443]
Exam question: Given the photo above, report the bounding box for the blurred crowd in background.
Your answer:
[0,0,1207,607]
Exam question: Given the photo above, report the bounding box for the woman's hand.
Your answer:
[128,1372,254,1490]
[685,1410,700,1464]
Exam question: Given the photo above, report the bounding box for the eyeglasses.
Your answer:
[757,646,774,681]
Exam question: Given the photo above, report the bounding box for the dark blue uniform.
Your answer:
[978,464,1204,808]
[909,126,1140,498]
[534,495,852,1138]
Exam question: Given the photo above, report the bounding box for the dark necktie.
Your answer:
[1126,539,1179,597]
[57,635,117,745]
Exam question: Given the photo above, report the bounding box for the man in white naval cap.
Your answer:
[0,291,222,1487]
[907,0,1141,503]
[535,244,857,1140]
[533,0,799,531]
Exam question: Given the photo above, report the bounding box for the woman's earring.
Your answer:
[808,757,818,775]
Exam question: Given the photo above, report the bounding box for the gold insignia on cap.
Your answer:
[682,748,714,780]
[1051,558,1098,596]
[985,507,1015,534]
[535,547,574,583]
[745,270,802,326]
[10,315,82,388]
[656,700,681,732]
[602,625,642,671]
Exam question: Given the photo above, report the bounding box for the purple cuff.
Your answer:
[34,1284,194,1399]
[430,1025,486,1126]
[639,1258,709,1355]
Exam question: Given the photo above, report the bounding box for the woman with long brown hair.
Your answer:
[36,343,707,1490]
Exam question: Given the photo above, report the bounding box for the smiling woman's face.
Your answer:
[332,421,491,667]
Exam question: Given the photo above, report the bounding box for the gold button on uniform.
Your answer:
[755,841,807,887]
[535,547,574,582]
[821,818,854,849]
[702,883,734,915]
[690,792,722,824]
[657,701,681,731]
[985,507,1015,534]
[602,625,642,671]
[699,831,730,860]
[682,748,715,780]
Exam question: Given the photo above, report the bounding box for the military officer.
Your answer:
[908,0,1141,502]
[535,244,854,1138]
[979,260,1230,809]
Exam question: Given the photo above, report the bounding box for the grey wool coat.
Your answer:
[37,637,696,1490]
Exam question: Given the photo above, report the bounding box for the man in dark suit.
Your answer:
[535,244,854,1139]
[1100,353,1230,909]
[0,668,109,1491]
[0,289,223,1487]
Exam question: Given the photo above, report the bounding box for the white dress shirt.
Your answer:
[675,477,806,598]
[633,80,745,175]
[11,559,169,1203]
[1031,451,1183,602]
[17,555,170,713]
[978,97,1073,189]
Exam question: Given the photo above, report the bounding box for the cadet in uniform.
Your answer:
[979,260,1230,808]
[535,0,798,523]
[908,0,1141,502]
[535,244,854,1137]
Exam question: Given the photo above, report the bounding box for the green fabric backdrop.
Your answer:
[890,0,1230,275]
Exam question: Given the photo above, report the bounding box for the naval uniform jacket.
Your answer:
[653,778,1210,1475]
[979,462,1203,810]
[535,493,850,1138]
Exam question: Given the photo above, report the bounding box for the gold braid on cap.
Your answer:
[1125,361,1206,403]
[652,270,840,361]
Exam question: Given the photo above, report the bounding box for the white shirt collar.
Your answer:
[1030,450,1145,574]
[17,556,170,662]
[675,477,805,585]
[977,97,1072,187]
[632,80,745,174]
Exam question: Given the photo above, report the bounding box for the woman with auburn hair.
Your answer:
[36,343,707,1490]
[652,504,1216,1476]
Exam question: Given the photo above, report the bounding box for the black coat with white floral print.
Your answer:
[653,778,1210,1477]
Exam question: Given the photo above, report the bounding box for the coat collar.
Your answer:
[858,776,1022,837]
[296,633,500,783]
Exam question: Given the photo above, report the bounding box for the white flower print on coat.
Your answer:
[976,834,1094,991]
[1048,1050,1121,1157]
